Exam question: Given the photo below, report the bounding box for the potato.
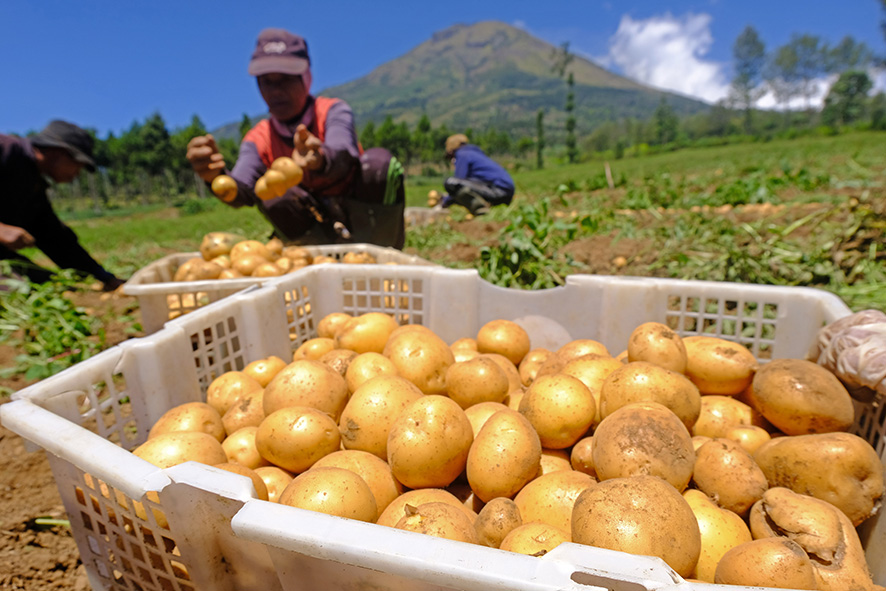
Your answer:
[376,488,477,528]
[557,339,610,361]
[134,431,228,468]
[445,357,510,409]
[559,355,624,429]
[218,268,244,280]
[254,466,294,503]
[206,371,263,417]
[538,448,573,475]
[599,361,701,430]
[229,239,273,262]
[232,254,269,276]
[263,359,349,421]
[336,312,400,354]
[474,498,522,548]
[592,402,695,491]
[255,406,340,473]
[292,337,337,361]
[394,502,479,544]
[450,337,478,352]
[476,319,531,366]
[316,312,351,339]
[200,231,241,260]
[209,254,232,269]
[213,462,269,501]
[313,449,403,519]
[692,394,767,438]
[265,236,284,256]
[221,426,271,470]
[514,470,596,533]
[683,489,752,583]
[463,401,510,439]
[148,402,225,442]
[387,395,474,489]
[753,432,885,526]
[481,353,523,394]
[571,475,701,578]
[221,389,265,435]
[519,373,596,449]
[278,466,376,522]
[500,522,570,555]
[714,538,818,589]
[251,262,283,277]
[345,352,399,393]
[341,251,377,264]
[684,336,758,395]
[627,321,688,373]
[724,424,771,455]
[242,356,287,388]
[518,348,554,386]
[569,436,596,477]
[692,438,768,517]
[748,487,875,591]
[383,329,454,395]
[466,409,541,503]
[339,375,423,459]
[748,358,855,435]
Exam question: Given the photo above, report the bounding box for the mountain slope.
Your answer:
[215,21,710,141]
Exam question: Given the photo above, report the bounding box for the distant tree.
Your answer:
[764,44,801,115]
[535,109,545,169]
[821,70,873,126]
[360,121,377,148]
[729,26,766,134]
[550,41,578,163]
[653,98,679,145]
[133,113,173,177]
[788,34,828,110]
[375,116,411,163]
[515,136,534,158]
[827,36,873,73]
[412,113,435,162]
[238,114,253,142]
[870,92,886,130]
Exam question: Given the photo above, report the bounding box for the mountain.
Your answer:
[215,21,710,141]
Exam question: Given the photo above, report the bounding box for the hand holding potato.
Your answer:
[186,134,226,182]
[292,124,325,171]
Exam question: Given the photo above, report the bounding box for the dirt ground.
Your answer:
[0,200,854,589]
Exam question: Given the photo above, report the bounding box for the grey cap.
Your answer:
[248,28,310,76]
[30,120,96,172]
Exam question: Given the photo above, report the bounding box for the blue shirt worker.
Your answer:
[432,134,515,216]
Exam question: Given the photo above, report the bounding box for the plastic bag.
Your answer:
[812,309,886,402]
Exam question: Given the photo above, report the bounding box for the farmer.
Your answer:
[428,134,515,216]
[0,120,125,291]
[186,28,405,248]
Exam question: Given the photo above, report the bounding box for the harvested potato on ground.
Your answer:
[692,438,768,517]
[599,361,701,430]
[748,358,855,435]
[714,538,818,589]
[474,497,522,549]
[466,409,541,503]
[753,432,885,526]
[339,375,423,459]
[513,470,596,533]
[394,502,479,544]
[476,319,531,366]
[148,402,225,442]
[684,336,758,395]
[278,467,376,522]
[500,522,570,556]
[387,395,474,489]
[571,475,701,578]
[592,402,696,491]
[683,489,753,583]
[519,373,596,449]
[749,487,876,591]
[627,321,688,373]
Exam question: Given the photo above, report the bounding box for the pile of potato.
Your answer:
[133,314,885,589]
[171,232,380,283]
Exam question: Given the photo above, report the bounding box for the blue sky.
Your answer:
[2,1,883,137]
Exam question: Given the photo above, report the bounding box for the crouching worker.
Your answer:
[0,120,125,291]
[186,28,405,249]
[429,134,514,216]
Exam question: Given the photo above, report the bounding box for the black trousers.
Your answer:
[443,177,513,207]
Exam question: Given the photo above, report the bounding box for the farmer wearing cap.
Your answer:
[186,28,405,248]
[0,120,125,290]
[428,134,515,216]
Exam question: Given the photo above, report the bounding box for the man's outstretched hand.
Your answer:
[292,124,325,172]
[0,223,35,250]
[186,134,226,182]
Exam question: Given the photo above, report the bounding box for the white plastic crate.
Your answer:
[122,243,437,334]
[3,267,884,591]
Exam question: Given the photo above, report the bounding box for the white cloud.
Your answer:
[603,12,729,104]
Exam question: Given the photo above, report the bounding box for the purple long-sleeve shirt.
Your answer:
[224,96,361,208]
